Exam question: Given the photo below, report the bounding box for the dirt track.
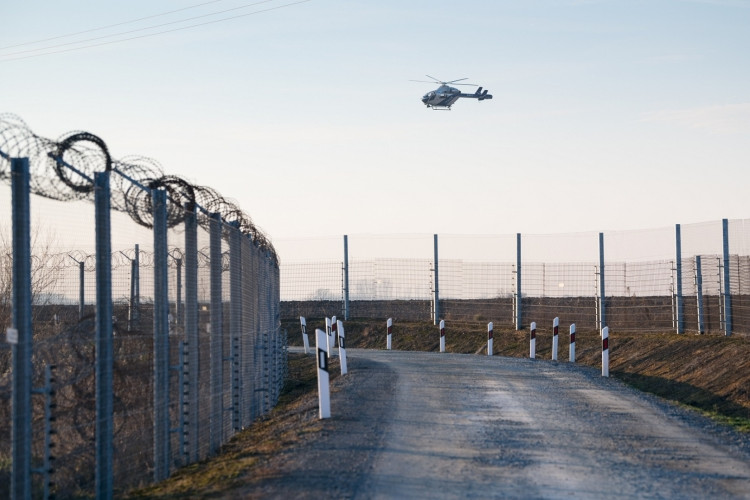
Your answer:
[238,348,750,499]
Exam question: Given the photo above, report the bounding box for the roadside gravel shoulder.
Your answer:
[233,355,398,499]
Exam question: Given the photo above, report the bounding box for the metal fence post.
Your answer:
[94,170,114,500]
[722,218,732,336]
[10,157,32,500]
[183,208,199,462]
[242,235,254,429]
[433,234,440,325]
[599,232,606,330]
[128,255,136,331]
[515,233,522,330]
[343,235,349,320]
[175,256,183,327]
[152,189,170,481]
[696,255,705,334]
[134,243,140,327]
[229,222,242,433]
[675,224,684,334]
[128,244,141,331]
[78,259,85,320]
[252,243,262,422]
[209,212,223,452]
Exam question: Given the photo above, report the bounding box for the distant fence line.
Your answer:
[1,114,282,500]
[279,222,750,335]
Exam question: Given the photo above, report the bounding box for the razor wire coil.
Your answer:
[0,113,277,261]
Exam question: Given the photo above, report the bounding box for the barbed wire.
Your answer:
[0,113,277,261]
[3,247,227,273]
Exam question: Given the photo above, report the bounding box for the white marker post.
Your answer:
[331,316,338,349]
[337,319,348,375]
[602,326,609,377]
[569,323,576,363]
[552,317,559,361]
[487,322,494,356]
[315,328,330,418]
[439,319,446,353]
[530,322,536,359]
[387,318,393,350]
[325,317,332,358]
[300,316,310,354]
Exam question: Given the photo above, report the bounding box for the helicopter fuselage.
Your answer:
[421,84,493,110]
[421,85,461,109]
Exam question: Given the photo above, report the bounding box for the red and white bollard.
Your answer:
[387,317,393,350]
[315,328,330,419]
[487,322,494,356]
[602,326,609,377]
[300,316,310,354]
[569,323,576,363]
[439,319,446,353]
[337,319,347,375]
[530,322,536,359]
[325,317,332,358]
[552,317,559,361]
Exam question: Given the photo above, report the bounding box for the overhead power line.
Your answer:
[1,0,279,58]
[0,0,311,62]
[0,0,229,51]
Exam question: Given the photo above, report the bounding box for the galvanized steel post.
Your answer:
[599,232,606,331]
[78,259,85,320]
[153,188,170,481]
[209,212,224,452]
[515,233,522,330]
[175,256,183,328]
[696,255,705,334]
[184,208,199,461]
[10,157,32,500]
[134,243,140,326]
[94,170,114,500]
[722,219,732,336]
[433,234,440,325]
[343,235,350,320]
[675,224,684,334]
[229,222,242,433]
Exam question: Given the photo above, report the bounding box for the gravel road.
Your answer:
[247,348,750,499]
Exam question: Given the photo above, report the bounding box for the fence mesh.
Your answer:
[279,224,750,335]
[0,114,283,499]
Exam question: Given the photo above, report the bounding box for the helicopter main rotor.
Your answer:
[409,75,478,87]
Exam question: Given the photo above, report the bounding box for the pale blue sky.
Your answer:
[2,0,749,245]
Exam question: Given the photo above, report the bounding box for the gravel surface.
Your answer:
[247,348,750,499]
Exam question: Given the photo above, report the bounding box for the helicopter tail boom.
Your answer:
[458,86,493,101]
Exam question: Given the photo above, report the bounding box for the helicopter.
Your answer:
[412,75,493,110]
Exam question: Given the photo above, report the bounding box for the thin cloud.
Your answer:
[642,103,750,134]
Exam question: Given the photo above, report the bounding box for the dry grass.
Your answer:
[124,353,337,499]
[288,318,750,424]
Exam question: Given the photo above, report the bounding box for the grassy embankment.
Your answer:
[285,318,750,431]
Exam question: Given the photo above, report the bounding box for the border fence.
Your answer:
[0,114,283,499]
[278,223,750,335]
